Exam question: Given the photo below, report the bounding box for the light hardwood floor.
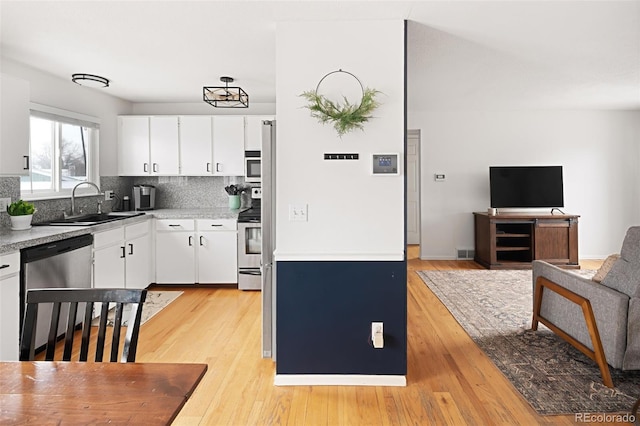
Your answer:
[135,250,607,425]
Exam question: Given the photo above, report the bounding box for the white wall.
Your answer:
[1,58,132,176]
[408,109,640,259]
[132,102,275,116]
[275,20,405,260]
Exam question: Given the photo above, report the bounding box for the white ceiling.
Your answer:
[1,1,639,109]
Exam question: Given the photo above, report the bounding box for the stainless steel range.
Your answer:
[237,187,262,290]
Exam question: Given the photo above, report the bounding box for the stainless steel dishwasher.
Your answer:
[20,234,93,351]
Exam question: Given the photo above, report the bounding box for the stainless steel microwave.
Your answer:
[245,151,261,182]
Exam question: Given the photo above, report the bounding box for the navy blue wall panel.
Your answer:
[276,260,407,375]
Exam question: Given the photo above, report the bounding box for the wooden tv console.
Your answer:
[473,212,579,270]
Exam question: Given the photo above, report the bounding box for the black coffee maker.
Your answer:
[132,185,156,210]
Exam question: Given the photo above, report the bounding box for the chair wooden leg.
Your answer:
[532,277,614,388]
[580,295,614,388]
[531,279,544,331]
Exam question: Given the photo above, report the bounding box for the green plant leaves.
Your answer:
[300,88,381,137]
[7,199,35,216]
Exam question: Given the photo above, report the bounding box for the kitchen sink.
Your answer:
[35,212,146,227]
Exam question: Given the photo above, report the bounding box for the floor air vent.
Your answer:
[456,249,475,260]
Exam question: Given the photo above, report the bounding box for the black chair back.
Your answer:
[20,288,147,363]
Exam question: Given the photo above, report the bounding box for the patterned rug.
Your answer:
[417,269,640,415]
[91,291,183,327]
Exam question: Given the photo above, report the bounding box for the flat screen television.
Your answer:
[489,166,564,208]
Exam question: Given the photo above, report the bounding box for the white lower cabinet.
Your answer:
[0,251,20,361]
[125,232,152,289]
[155,219,237,284]
[196,219,238,283]
[93,229,126,288]
[155,220,196,284]
[93,220,151,289]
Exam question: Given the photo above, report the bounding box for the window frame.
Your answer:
[22,103,100,200]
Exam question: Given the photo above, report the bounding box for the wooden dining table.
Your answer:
[0,361,207,425]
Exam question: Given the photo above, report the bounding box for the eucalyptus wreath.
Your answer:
[300,86,381,137]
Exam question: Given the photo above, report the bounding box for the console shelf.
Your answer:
[473,212,580,270]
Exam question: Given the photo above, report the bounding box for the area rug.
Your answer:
[417,269,640,415]
[92,291,183,327]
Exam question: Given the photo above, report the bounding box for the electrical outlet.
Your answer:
[371,322,384,349]
[0,198,11,213]
[104,190,114,201]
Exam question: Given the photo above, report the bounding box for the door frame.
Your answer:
[407,129,421,250]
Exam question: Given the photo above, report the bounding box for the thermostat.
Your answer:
[372,154,399,175]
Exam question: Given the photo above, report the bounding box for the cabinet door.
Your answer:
[179,116,213,176]
[533,219,578,265]
[0,252,20,361]
[0,74,30,176]
[118,116,150,176]
[125,233,151,289]
[150,116,179,175]
[212,116,245,176]
[0,274,19,361]
[197,231,238,284]
[93,244,126,289]
[156,232,196,284]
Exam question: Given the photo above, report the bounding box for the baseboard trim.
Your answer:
[274,374,407,387]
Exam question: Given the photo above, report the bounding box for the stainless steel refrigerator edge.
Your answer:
[261,120,276,359]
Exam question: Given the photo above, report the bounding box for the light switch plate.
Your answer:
[0,198,11,213]
[288,204,308,222]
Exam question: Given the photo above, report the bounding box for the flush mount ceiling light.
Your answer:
[71,73,109,88]
[203,76,249,108]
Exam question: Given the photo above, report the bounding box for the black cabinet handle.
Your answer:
[199,236,204,246]
[0,264,9,270]
[188,236,193,246]
[128,243,134,255]
[211,224,223,227]
[169,224,180,227]
[206,163,211,172]
[23,156,30,170]
[143,163,148,172]
[153,163,158,173]
[120,246,126,259]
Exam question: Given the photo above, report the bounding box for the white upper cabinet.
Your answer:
[212,116,245,176]
[0,74,30,176]
[118,116,149,176]
[179,116,213,176]
[118,114,249,177]
[118,116,179,176]
[149,116,179,175]
[245,115,274,151]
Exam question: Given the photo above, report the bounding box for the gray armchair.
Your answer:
[531,226,640,388]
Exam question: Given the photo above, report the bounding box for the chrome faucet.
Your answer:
[70,181,101,217]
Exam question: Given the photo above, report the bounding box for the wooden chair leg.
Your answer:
[531,279,544,331]
[532,277,614,388]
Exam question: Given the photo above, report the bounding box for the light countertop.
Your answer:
[0,208,241,254]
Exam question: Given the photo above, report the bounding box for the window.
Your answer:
[21,105,99,198]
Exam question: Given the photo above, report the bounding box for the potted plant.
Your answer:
[6,199,35,230]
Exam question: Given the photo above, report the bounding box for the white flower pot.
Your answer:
[10,214,33,231]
